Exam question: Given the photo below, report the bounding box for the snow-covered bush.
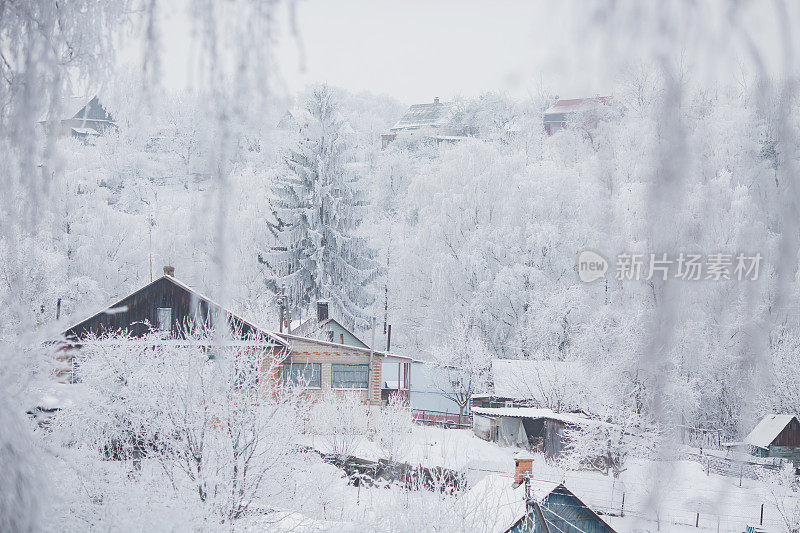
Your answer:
[374,393,414,463]
[309,390,370,460]
[560,409,660,478]
[48,330,306,524]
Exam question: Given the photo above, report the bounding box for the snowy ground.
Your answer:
[299,425,791,532]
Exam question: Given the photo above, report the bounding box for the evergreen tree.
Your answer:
[263,86,378,330]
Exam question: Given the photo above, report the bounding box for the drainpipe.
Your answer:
[369,317,376,403]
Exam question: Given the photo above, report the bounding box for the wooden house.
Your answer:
[465,457,616,532]
[39,95,116,139]
[59,266,288,383]
[743,414,800,464]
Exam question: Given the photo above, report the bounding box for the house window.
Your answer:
[331,364,369,389]
[283,363,321,388]
[157,307,172,331]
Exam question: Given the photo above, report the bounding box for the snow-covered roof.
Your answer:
[391,99,451,131]
[743,414,798,449]
[543,96,611,117]
[464,474,559,532]
[471,406,604,428]
[61,275,288,349]
[277,331,412,361]
[489,358,580,403]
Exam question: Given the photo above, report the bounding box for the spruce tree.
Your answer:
[263,85,378,330]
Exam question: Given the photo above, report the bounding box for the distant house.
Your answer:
[465,457,616,532]
[742,414,800,464]
[543,96,611,135]
[289,301,369,349]
[59,266,288,383]
[472,406,602,459]
[381,97,467,148]
[40,95,116,139]
[473,359,583,412]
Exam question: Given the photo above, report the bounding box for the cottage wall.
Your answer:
[283,338,383,405]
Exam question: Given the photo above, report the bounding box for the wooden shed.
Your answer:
[743,414,800,465]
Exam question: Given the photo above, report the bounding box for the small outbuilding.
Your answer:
[472,406,601,459]
[743,414,800,464]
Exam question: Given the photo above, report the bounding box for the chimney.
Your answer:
[433,97,440,104]
[163,266,175,277]
[316,301,329,322]
[514,453,534,486]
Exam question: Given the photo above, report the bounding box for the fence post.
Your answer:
[760,503,764,525]
[695,512,699,527]
[739,465,742,487]
[621,492,625,517]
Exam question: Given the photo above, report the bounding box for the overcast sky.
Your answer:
[146,0,796,106]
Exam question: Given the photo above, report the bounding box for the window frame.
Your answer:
[331,363,370,390]
[282,362,322,389]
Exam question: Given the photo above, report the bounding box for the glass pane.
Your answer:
[283,363,321,388]
[331,364,369,389]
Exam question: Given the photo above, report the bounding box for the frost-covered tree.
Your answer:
[429,317,492,424]
[264,85,379,330]
[50,329,305,524]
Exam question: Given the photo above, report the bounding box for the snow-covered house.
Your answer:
[39,95,116,139]
[464,457,616,532]
[381,97,466,148]
[58,265,288,383]
[742,414,800,464]
[473,359,583,412]
[543,96,611,135]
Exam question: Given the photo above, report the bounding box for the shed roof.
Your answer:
[276,332,412,362]
[743,414,798,449]
[471,406,606,428]
[489,358,580,403]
